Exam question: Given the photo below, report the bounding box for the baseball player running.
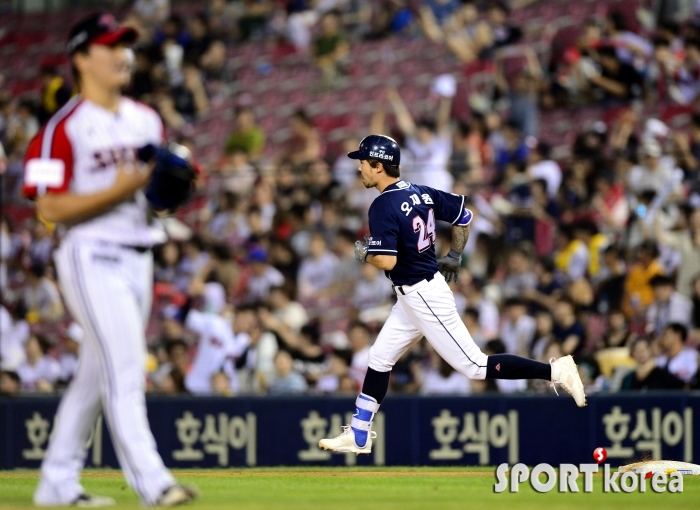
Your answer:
[320,135,586,455]
[23,13,195,506]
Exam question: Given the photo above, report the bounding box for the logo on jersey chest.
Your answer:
[91,146,138,173]
[369,150,393,161]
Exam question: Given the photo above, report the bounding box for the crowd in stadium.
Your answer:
[2,0,700,398]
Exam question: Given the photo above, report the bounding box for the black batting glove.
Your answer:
[437,249,462,283]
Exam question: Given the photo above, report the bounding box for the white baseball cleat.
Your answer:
[34,493,116,508]
[550,355,587,407]
[154,484,198,507]
[71,494,117,508]
[319,425,377,455]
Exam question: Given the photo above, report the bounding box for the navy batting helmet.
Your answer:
[347,134,400,165]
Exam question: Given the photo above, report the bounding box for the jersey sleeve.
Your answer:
[185,309,208,335]
[22,123,74,200]
[367,200,399,255]
[428,187,467,225]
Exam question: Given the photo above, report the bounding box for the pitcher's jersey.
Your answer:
[366,181,469,286]
[22,96,166,246]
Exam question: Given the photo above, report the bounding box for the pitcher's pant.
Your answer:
[36,239,174,506]
[368,272,488,379]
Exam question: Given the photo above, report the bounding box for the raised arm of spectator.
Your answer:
[258,307,298,349]
[436,94,453,136]
[653,213,681,249]
[184,66,210,117]
[524,47,543,79]
[672,132,698,172]
[446,33,478,63]
[370,104,387,135]
[419,6,444,43]
[585,71,628,98]
[562,334,582,356]
[386,87,415,137]
[494,54,509,94]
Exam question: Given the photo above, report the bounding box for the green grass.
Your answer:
[1,467,699,509]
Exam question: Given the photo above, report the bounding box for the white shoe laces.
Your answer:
[340,425,377,440]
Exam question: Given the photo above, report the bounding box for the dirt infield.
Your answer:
[2,470,493,479]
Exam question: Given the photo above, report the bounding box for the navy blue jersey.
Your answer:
[367,181,468,286]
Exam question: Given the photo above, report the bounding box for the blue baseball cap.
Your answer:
[248,247,268,263]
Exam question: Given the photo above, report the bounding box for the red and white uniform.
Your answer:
[25,96,175,506]
[23,95,166,246]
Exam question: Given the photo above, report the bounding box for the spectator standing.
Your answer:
[656,323,698,383]
[623,241,665,318]
[386,86,454,192]
[243,247,285,304]
[502,246,538,299]
[646,275,693,337]
[21,264,64,323]
[225,107,265,159]
[552,298,585,359]
[58,323,83,387]
[499,298,536,357]
[268,350,308,395]
[655,207,700,298]
[313,10,350,84]
[297,232,338,299]
[347,321,371,386]
[17,335,60,392]
[38,64,72,124]
[419,353,471,395]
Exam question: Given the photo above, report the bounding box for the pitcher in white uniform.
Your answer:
[23,13,196,507]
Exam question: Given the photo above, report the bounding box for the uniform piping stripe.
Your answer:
[452,195,466,224]
[417,291,486,369]
[40,96,81,158]
[70,245,150,503]
[367,249,398,253]
[380,188,405,195]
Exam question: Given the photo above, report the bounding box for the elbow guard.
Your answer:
[456,208,474,227]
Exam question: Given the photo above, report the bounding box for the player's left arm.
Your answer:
[429,188,474,283]
[448,221,472,254]
[436,210,472,283]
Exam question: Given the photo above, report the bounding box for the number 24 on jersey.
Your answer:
[400,193,436,253]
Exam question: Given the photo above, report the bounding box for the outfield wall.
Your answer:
[1,393,698,469]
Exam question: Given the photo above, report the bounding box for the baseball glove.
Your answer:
[137,143,196,213]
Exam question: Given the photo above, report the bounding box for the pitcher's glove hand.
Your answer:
[354,235,370,262]
[437,249,462,283]
[137,143,196,213]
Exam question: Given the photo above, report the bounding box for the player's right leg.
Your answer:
[319,301,422,454]
[34,245,118,507]
[33,338,109,506]
[52,240,185,506]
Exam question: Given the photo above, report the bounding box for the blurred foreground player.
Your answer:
[320,135,586,454]
[23,13,196,506]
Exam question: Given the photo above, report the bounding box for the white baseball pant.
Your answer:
[368,272,488,379]
[35,238,174,506]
